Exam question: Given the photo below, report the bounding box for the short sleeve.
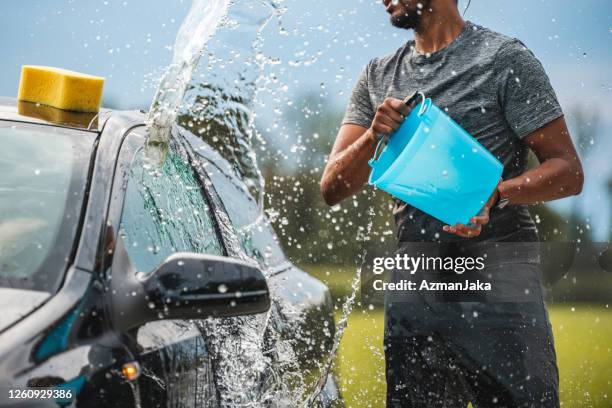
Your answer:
[341,62,376,128]
[495,40,563,139]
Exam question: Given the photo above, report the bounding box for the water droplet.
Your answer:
[218,284,228,293]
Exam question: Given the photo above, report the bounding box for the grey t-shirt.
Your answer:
[343,21,563,243]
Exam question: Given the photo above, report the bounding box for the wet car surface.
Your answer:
[0,98,342,407]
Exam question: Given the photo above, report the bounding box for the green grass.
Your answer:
[334,306,612,408]
[301,265,612,407]
[550,305,612,407]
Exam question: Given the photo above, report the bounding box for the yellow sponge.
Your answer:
[18,65,104,113]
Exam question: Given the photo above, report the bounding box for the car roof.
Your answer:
[0,97,118,133]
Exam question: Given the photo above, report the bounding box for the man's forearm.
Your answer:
[321,98,412,206]
[320,128,378,206]
[499,158,584,205]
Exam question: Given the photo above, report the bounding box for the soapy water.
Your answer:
[148,0,283,207]
[145,0,367,405]
[147,0,230,146]
[303,207,374,407]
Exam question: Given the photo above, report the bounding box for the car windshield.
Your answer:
[0,122,95,293]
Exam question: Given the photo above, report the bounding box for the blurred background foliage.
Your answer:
[259,92,604,245]
[252,91,612,305]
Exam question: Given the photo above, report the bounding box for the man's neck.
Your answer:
[413,6,465,55]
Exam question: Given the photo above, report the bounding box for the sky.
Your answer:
[1,0,611,238]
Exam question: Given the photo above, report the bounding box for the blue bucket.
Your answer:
[368,93,503,226]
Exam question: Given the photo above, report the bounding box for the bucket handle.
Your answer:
[417,94,431,117]
[369,91,427,167]
[404,91,425,109]
[368,135,388,167]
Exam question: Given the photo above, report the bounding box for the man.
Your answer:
[320,0,584,406]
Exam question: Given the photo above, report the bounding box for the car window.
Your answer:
[0,122,94,293]
[119,144,224,274]
[201,158,286,268]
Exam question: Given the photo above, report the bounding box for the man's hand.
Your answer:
[320,97,413,206]
[442,180,501,238]
[368,97,413,141]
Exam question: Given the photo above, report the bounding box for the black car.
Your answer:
[0,98,341,407]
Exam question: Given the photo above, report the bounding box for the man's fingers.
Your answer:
[372,97,414,136]
[374,110,402,133]
[455,224,481,237]
[386,98,412,116]
[372,123,394,135]
[443,224,482,238]
[379,104,404,123]
[469,214,490,226]
[376,115,400,131]
[376,111,402,129]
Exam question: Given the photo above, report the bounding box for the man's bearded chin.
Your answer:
[390,0,431,29]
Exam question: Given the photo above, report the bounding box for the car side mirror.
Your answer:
[110,240,270,332]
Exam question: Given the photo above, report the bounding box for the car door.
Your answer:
[109,127,225,407]
[178,128,336,402]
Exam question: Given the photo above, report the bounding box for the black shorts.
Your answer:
[384,300,559,408]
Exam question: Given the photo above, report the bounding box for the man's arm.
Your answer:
[446,39,584,239]
[320,98,411,206]
[445,116,583,238]
[499,116,584,204]
[319,124,377,206]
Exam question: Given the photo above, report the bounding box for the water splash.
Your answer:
[147,0,231,145]
[147,0,309,405]
[177,0,286,207]
[144,0,363,405]
[304,205,375,407]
